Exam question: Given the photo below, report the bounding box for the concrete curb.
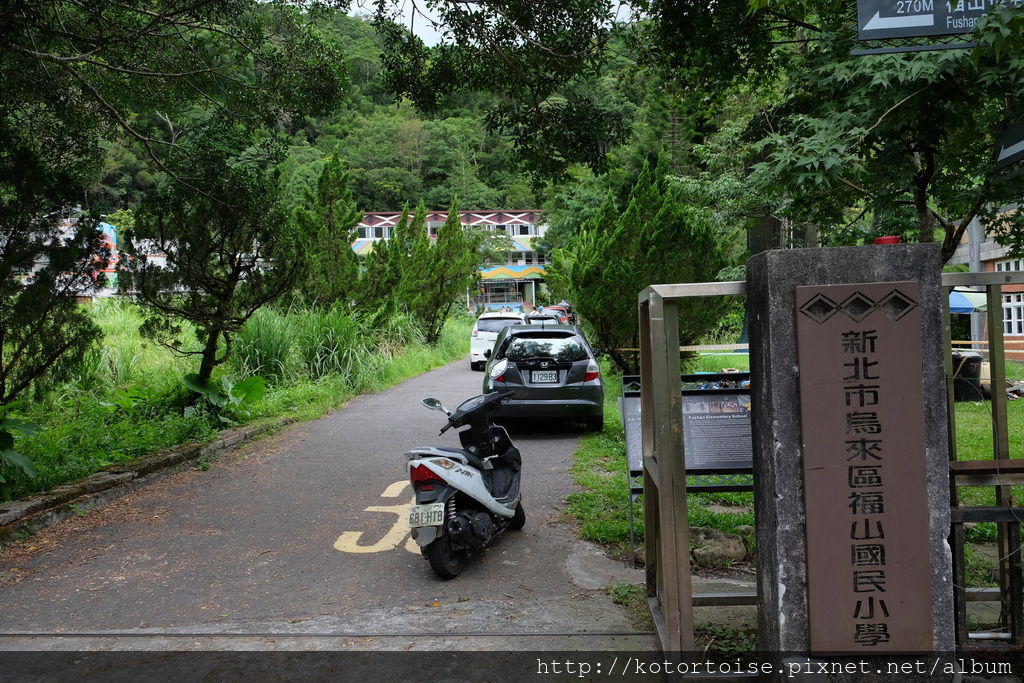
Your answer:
[0,418,295,544]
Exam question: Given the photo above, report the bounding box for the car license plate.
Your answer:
[408,502,445,527]
[532,370,558,383]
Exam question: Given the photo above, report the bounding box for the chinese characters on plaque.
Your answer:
[796,283,933,652]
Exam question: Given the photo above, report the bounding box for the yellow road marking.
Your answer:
[333,480,422,555]
[381,480,409,498]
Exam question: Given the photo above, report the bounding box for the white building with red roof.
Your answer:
[352,210,549,312]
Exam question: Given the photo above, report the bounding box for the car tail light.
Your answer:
[584,362,600,383]
[410,464,443,491]
[471,329,478,337]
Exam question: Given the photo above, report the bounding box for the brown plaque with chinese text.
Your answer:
[796,282,933,652]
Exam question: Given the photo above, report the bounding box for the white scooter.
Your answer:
[406,360,525,579]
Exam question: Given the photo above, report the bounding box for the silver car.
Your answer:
[482,324,604,431]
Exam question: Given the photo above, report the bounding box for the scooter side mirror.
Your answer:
[484,348,492,359]
[488,358,509,379]
[421,397,450,414]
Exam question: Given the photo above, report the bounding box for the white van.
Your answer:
[470,311,527,370]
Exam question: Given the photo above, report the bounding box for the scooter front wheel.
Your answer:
[425,535,466,580]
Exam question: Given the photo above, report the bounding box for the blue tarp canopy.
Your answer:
[949,289,988,313]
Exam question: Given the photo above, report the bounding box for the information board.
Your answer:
[681,393,753,471]
[620,374,752,476]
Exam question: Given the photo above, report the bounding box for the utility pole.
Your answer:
[968,215,985,345]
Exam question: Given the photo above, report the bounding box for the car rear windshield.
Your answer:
[477,317,522,333]
[504,335,587,362]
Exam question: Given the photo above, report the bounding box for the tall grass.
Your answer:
[84,299,195,392]
[233,307,295,382]
[373,310,425,358]
[295,307,375,383]
[247,314,470,421]
[232,306,429,389]
[4,301,472,501]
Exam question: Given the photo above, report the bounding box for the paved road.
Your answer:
[0,361,655,651]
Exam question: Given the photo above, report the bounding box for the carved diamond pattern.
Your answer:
[840,293,876,322]
[879,289,917,321]
[799,294,839,324]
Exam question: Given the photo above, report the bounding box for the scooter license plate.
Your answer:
[408,502,445,527]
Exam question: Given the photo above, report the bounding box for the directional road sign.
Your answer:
[857,0,992,41]
[995,118,1024,170]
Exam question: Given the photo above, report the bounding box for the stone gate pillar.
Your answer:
[746,244,954,659]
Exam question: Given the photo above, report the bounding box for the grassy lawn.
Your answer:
[951,398,1024,545]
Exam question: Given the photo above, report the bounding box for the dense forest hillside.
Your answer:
[90,12,542,214]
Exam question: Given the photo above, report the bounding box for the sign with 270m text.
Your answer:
[856,0,1014,40]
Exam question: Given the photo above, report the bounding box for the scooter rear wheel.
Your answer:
[425,535,466,579]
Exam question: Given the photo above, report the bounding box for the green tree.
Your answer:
[550,157,730,372]
[373,0,1024,258]
[373,1,627,179]
[0,106,109,411]
[0,203,106,408]
[359,204,411,311]
[120,127,305,385]
[407,200,479,344]
[751,40,1024,259]
[0,0,347,402]
[296,148,363,306]
[465,225,514,267]
[395,201,432,307]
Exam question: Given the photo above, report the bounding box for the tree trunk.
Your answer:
[198,328,221,385]
[912,150,936,242]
